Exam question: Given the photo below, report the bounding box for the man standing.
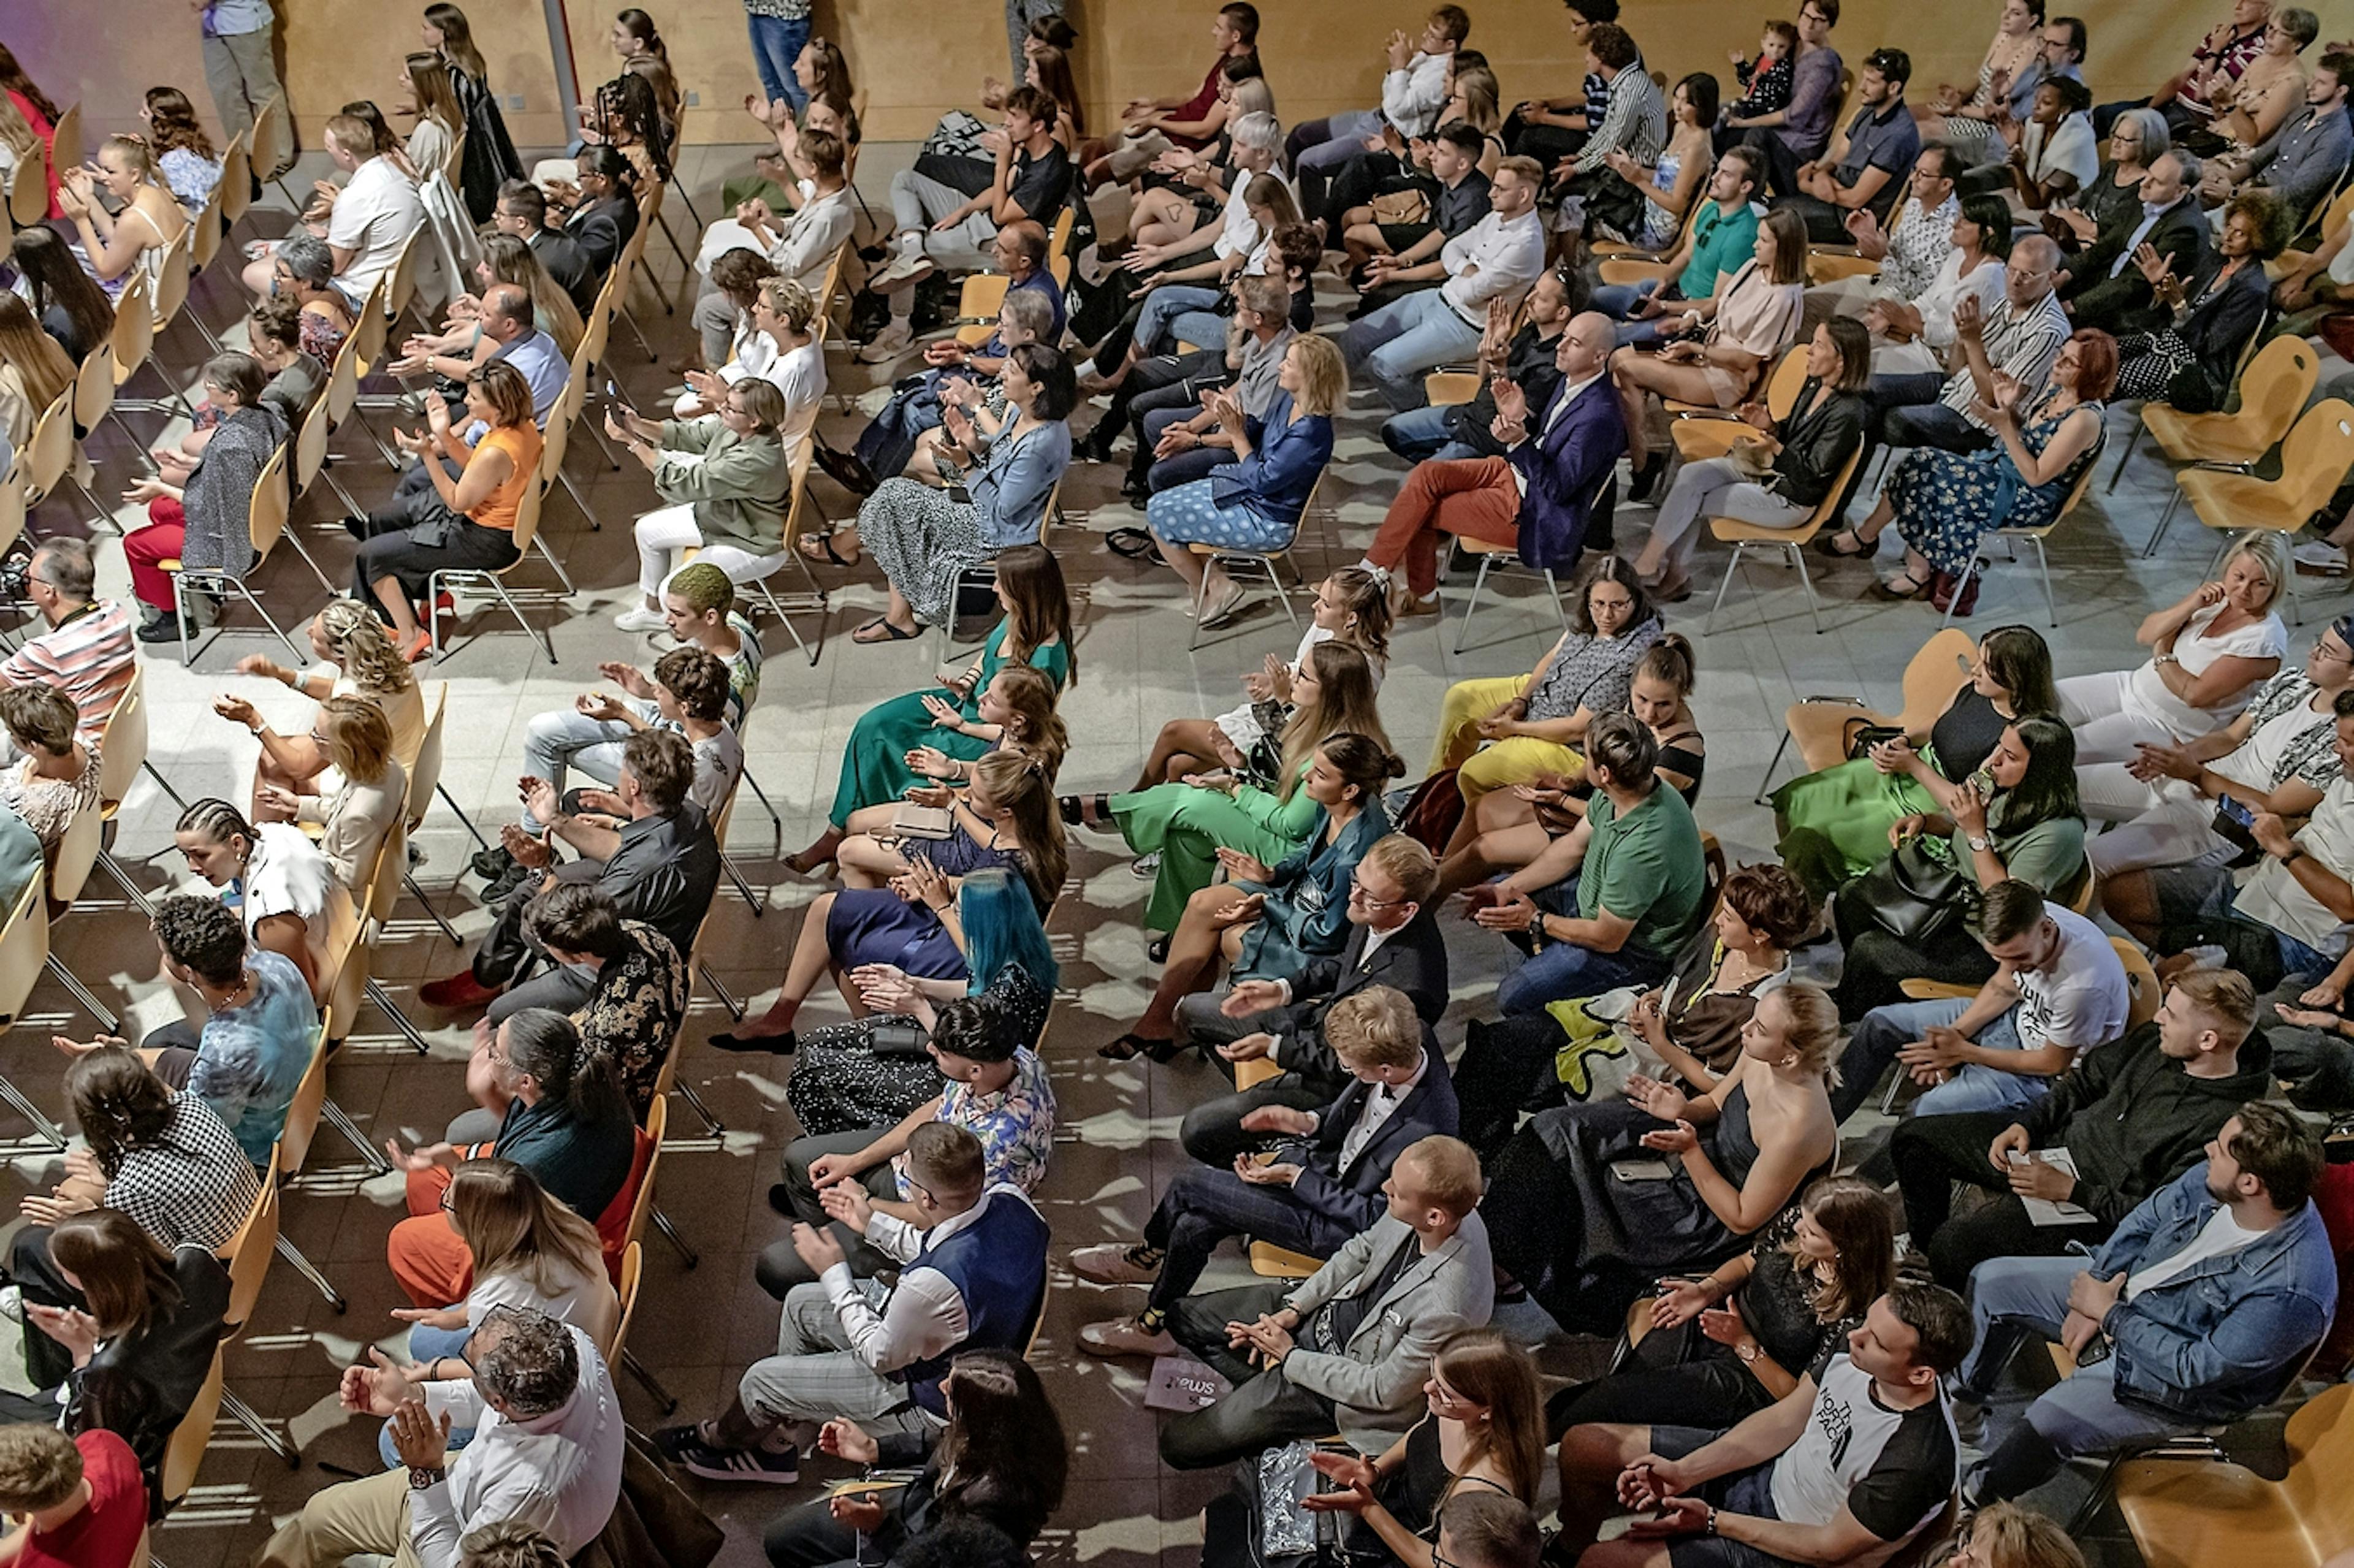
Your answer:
[198,0,291,180]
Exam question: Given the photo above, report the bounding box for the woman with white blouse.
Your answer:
[1868,193,2013,375]
[2055,534,2291,763]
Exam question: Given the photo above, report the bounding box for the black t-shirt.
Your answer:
[1770,1353,1957,1542]
[1007,143,1075,225]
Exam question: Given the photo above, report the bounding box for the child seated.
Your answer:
[1728,21,1798,121]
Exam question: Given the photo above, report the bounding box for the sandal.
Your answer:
[1098,1031,1178,1063]
[1868,569,1933,601]
[798,532,858,568]
[1817,529,1874,558]
[851,617,920,644]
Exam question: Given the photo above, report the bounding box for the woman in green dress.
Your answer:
[1770,625,2057,902]
[1063,641,1389,938]
[789,544,1076,873]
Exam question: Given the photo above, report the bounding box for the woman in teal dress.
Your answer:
[1062,641,1389,936]
[789,544,1076,872]
[1769,624,2057,902]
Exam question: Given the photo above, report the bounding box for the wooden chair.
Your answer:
[0,467,21,567]
[48,103,82,175]
[428,460,560,664]
[1758,627,1976,801]
[1938,437,2105,630]
[947,478,1067,655]
[1701,445,1864,636]
[2113,1380,2354,1568]
[1424,370,1482,408]
[2169,398,2354,626]
[1186,474,1316,652]
[1439,534,1569,656]
[112,242,199,428]
[161,443,308,666]
[6,139,43,227]
[158,1344,228,1517]
[213,1152,299,1467]
[249,95,294,197]
[1592,191,1705,270]
[0,878,64,1147]
[218,129,252,233]
[604,1238,644,1363]
[388,683,467,938]
[2127,334,2318,521]
[267,1021,348,1309]
[1670,346,1811,463]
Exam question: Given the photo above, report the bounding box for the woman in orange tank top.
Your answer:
[346,360,544,661]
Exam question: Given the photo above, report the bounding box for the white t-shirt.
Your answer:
[2213,689,2326,794]
[467,1255,621,1349]
[1770,1355,1957,1544]
[2013,904,2131,1060]
[2237,775,2354,956]
[2125,1202,2264,1300]
[1211,179,1264,264]
[2122,603,2288,736]
[326,156,424,310]
[749,338,826,459]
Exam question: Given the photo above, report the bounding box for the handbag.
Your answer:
[1846,837,1976,945]
[1369,188,1431,226]
[1843,722,1906,761]
[1396,768,1467,853]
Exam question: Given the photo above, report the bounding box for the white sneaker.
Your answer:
[612,605,668,633]
[0,1285,20,1324]
[856,323,913,365]
[2295,539,2348,574]
[870,251,934,290]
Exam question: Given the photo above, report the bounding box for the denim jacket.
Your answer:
[2090,1163,2339,1423]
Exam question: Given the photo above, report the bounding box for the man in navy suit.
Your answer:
[1073,986,1457,1358]
[1361,311,1626,614]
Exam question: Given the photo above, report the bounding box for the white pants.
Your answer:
[2056,668,2212,764]
[634,503,790,599]
[696,218,766,277]
[2087,778,2231,876]
[531,157,581,196]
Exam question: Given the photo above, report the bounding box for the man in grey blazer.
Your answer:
[1153,1135,1495,1469]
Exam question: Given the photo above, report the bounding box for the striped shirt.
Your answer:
[1940,291,2071,432]
[0,601,134,745]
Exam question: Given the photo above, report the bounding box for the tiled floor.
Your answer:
[12,139,2331,1567]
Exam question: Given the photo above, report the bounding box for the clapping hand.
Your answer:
[341,1345,425,1415]
[1625,1073,1691,1124]
[24,1303,100,1366]
[1215,845,1273,885]
[851,962,920,1014]
[388,1400,453,1469]
[576,689,630,723]
[818,1181,876,1233]
[919,693,964,729]
[1647,1277,1713,1330]
[1222,979,1287,1016]
[790,1221,848,1274]
[1469,886,1538,932]
[893,856,952,911]
[254,783,300,823]
[820,1418,881,1465]
[598,660,655,699]
[212,693,262,730]
[1302,1451,1379,1513]
[829,1492,889,1532]
[1211,891,1267,929]
[905,745,958,780]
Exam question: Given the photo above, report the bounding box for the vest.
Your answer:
[894,1189,1050,1416]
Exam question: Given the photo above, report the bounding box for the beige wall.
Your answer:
[16,0,2242,161]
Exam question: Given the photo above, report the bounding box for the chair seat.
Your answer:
[1457,536,1517,557]
[1807,253,1881,284]
[1785,700,1883,775]
[1249,1241,1320,1279]
[1710,514,1825,544]
[1596,256,1674,285]
[2114,1458,2326,1568]
[1189,542,1287,558]
[158,558,182,571]
[2144,403,2274,466]
[1899,978,1978,1002]
[2178,468,2309,532]
[1672,422,1764,462]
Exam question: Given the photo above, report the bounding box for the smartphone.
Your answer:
[2216,794,2256,828]
[604,376,636,417]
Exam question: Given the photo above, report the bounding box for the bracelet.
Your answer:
[1705,1506,1720,1537]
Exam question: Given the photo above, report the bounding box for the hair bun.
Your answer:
[1384,752,1406,780]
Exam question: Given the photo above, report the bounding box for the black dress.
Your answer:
[785,962,1053,1135]
[1201,1418,1511,1568]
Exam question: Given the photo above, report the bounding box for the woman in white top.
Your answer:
[2056,533,2290,763]
[1869,193,2012,375]
[674,274,826,455]
[57,134,189,302]
[172,798,335,1003]
[395,51,465,181]
[223,602,427,791]
[2007,80,2098,213]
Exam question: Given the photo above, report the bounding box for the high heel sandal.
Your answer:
[1817,529,1874,558]
[1098,1031,1178,1063]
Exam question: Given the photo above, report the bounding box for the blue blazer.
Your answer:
[1234,801,1393,981]
[1286,1046,1461,1239]
[1506,374,1626,570]
[1210,392,1333,530]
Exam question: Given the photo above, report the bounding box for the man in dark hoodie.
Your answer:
[1890,966,2271,1290]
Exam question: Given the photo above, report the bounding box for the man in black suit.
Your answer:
[554,146,639,285]
[495,178,596,318]
[2059,150,2209,335]
[1176,834,1449,1165]
[1073,985,1458,1358]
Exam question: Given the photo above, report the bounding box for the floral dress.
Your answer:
[785,961,1053,1136]
[574,921,689,1120]
[1887,390,2103,576]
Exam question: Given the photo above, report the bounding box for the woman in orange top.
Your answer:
[347,360,543,661]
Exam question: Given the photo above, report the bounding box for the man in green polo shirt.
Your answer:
[1586,145,1766,348]
[1468,710,1707,1014]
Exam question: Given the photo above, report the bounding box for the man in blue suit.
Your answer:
[1362,311,1625,615]
[1072,985,1457,1358]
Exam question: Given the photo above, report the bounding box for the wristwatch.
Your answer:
[1967,834,1993,853]
[408,1464,446,1491]
[1735,1339,1763,1364]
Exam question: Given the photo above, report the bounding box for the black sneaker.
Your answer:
[135,614,194,645]
[470,843,517,880]
[658,1427,801,1485]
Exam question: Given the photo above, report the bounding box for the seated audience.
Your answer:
[1588,72,1716,256]
[1891,967,2268,1287]
[222,600,427,815]
[1484,984,1839,1332]
[674,270,826,438]
[1074,986,1453,1356]
[1119,274,1296,503]
[1156,1134,1493,1471]
[395,271,575,402]
[1386,268,1569,461]
[242,113,424,311]
[0,1423,146,1568]
[2208,7,2321,150]
[1558,26,1669,236]
[500,884,687,1122]
[550,146,641,279]
[492,178,593,316]
[695,122,853,313]
[655,1123,1049,1482]
[1914,1,2050,161]
[392,1159,617,1377]
[240,695,407,894]
[1287,8,1467,189]
[1805,145,1960,326]
[2202,50,2349,224]
[2115,191,2285,409]
[270,1306,623,1566]
[1771,49,1921,244]
[1862,192,2013,376]
[1552,1281,1973,1568]
[2051,109,2168,253]
[2056,151,2207,334]
[19,1048,259,1257]
[1586,148,1766,351]
[121,352,284,645]
[609,379,794,627]
[1430,1492,1542,1568]
[172,797,333,999]
[0,295,72,456]
[9,225,116,365]
[1338,120,1496,290]
[2001,77,2100,212]
[0,688,97,853]
[1735,0,1846,185]
[58,135,189,302]
[1956,1102,2333,1505]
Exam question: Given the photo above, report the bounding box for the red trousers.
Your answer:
[1365,457,1523,597]
[125,500,186,614]
[388,1157,482,1309]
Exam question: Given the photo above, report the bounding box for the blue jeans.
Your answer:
[1590,280,1675,348]
[1493,876,1673,1016]
[1293,108,1387,172]
[1343,289,1485,411]
[747,12,811,112]
[376,1316,479,1467]
[1136,286,1225,358]
[1834,998,2051,1122]
[1381,404,1475,462]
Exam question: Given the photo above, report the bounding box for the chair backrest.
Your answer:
[2276,398,2354,517]
[6,144,42,227]
[25,388,74,503]
[2112,937,2162,1030]
[292,388,335,497]
[382,229,425,325]
[2308,177,2354,250]
[404,683,449,828]
[276,1020,331,1181]
[250,96,286,175]
[49,799,102,904]
[73,344,115,432]
[219,131,252,229]
[540,397,575,483]
[2233,335,2322,451]
[110,272,156,384]
[1803,442,1865,528]
[0,877,49,1024]
[1761,343,1812,421]
[0,468,21,565]
[215,1150,281,1333]
[1424,371,1481,408]
[623,1093,668,1255]
[508,467,547,558]
[442,126,468,187]
[159,1345,226,1512]
[248,444,291,558]
[96,666,146,813]
[189,179,224,271]
[50,103,83,173]
[319,883,366,1034]
[1046,206,1075,267]
[2280,1382,2354,1530]
[1892,630,1978,732]
[366,818,406,925]
[150,230,192,330]
[351,276,392,370]
[604,1239,642,1361]
[324,329,364,425]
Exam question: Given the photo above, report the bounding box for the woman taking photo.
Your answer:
[1146,335,1343,630]
[0,294,74,451]
[227,600,428,789]
[424,2,525,221]
[847,345,1076,644]
[1542,1174,1896,1434]
[1484,983,1841,1334]
[790,546,1075,875]
[0,687,99,854]
[10,227,115,365]
[58,134,189,301]
[1430,556,1664,812]
[122,352,283,645]
[1830,715,2087,1017]
[1845,330,2114,612]
[1630,318,1872,604]
[1072,640,1387,945]
[2054,533,2290,763]
[1452,863,1814,1162]
[0,1209,230,1474]
[348,359,544,662]
[780,868,1059,1130]
[1102,733,1402,1062]
[1773,624,2059,901]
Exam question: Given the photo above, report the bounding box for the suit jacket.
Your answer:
[1279,1210,1495,1453]
[67,1244,230,1477]
[530,227,598,316]
[2174,259,2271,403]
[1274,911,1452,1094]
[1506,373,1626,571]
[564,194,637,280]
[1763,380,1870,509]
[1285,1055,1461,1237]
[2062,197,2208,336]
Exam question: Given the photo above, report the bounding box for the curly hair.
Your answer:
[151,894,248,988]
[315,599,418,699]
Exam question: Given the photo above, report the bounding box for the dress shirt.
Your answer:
[2112,198,2190,279]
[1939,290,2070,430]
[200,0,274,36]
[1269,923,1404,1067]
[1574,67,1667,175]
[592,803,721,957]
[821,1185,1040,1371]
[413,1323,625,1568]
[1877,194,1960,302]
[1439,210,1547,326]
[1333,1050,1431,1176]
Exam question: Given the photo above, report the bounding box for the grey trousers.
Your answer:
[885,171,999,323]
[1647,456,1814,573]
[204,27,292,173]
[1005,0,1066,75]
[738,1280,947,1441]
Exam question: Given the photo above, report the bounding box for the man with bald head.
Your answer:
[2059,150,2211,335]
[1360,309,1625,614]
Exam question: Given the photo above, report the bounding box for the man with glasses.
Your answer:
[0,541,133,752]
[1175,833,1449,1165]
[491,179,593,317]
[2057,150,2210,334]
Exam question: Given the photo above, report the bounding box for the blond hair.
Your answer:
[319,695,396,786]
[1401,1135,1484,1217]
[1287,333,1348,417]
[1326,985,1423,1070]
[1766,983,1842,1084]
[316,599,419,700]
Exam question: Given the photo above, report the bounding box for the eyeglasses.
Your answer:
[1349,878,1411,909]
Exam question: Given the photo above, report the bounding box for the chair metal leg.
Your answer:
[322,1095,394,1172]
[740,764,785,858]
[142,759,189,810]
[720,851,766,916]
[2105,422,2143,493]
[619,303,657,360]
[0,1071,66,1149]
[1754,730,1794,807]
[1265,556,1298,625]
[1450,555,1497,655]
[752,577,820,667]
[623,1348,681,1414]
[219,1385,301,1468]
[533,530,579,596]
[275,1235,348,1312]
[705,969,746,1021]
[675,1076,725,1135]
[1789,544,1824,634]
[586,417,623,472]
[2143,487,2185,557]
[45,955,121,1035]
[279,524,338,595]
[1544,568,1568,630]
[1702,544,1746,636]
[2029,536,2057,628]
[436,782,494,854]
[403,870,465,945]
[99,851,161,918]
[653,214,689,308]
[1938,558,1978,631]
[652,1207,700,1267]
[367,977,433,1055]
